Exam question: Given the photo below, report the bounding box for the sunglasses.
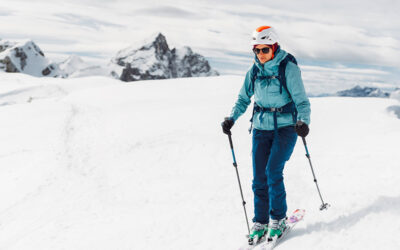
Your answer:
[253,47,271,54]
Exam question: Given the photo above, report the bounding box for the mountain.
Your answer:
[336,85,390,98]
[58,55,89,77]
[0,39,62,77]
[0,36,219,81]
[111,33,219,82]
[0,40,100,78]
[58,55,111,78]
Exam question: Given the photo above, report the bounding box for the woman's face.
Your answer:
[254,44,273,64]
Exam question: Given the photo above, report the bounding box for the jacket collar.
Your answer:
[254,46,287,71]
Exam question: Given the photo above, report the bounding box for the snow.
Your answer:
[174,46,192,59]
[68,66,112,79]
[0,72,399,249]
[112,45,159,74]
[388,90,400,118]
[391,89,400,101]
[58,55,88,76]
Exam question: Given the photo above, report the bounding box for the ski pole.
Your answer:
[301,137,330,211]
[227,133,251,235]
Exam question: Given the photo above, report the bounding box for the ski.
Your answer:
[256,209,305,250]
[238,234,267,250]
[238,209,305,250]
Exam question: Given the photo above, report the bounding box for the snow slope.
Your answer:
[0,72,399,250]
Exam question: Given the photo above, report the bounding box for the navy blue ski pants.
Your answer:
[252,126,297,224]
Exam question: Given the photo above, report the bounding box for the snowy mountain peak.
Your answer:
[0,40,17,53]
[112,32,170,68]
[58,55,89,77]
[111,32,219,82]
[0,39,61,77]
[62,55,85,66]
[141,32,169,55]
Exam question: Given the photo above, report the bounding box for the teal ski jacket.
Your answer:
[230,48,310,130]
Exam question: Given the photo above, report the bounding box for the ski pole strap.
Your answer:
[249,102,297,136]
[248,104,257,134]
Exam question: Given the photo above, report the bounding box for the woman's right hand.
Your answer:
[295,120,309,137]
[221,117,234,135]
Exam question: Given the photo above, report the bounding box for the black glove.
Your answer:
[221,117,234,135]
[295,120,309,137]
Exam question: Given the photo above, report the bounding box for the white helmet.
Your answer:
[251,26,278,45]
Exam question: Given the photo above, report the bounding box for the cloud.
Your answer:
[132,6,205,19]
[0,10,13,16]
[53,13,124,30]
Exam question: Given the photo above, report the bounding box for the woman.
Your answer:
[221,26,310,244]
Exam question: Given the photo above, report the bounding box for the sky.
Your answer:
[0,0,399,91]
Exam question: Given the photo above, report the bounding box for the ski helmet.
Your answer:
[251,26,278,45]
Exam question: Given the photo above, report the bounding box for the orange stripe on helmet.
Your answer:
[256,26,271,32]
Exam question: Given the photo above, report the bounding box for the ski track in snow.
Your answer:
[0,82,75,249]
[289,195,400,236]
[0,85,68,106]
[0,74,399,249]
[63,104,79,170]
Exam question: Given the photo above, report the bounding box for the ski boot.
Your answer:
[248,222,268,245]
[268,217,287,240]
